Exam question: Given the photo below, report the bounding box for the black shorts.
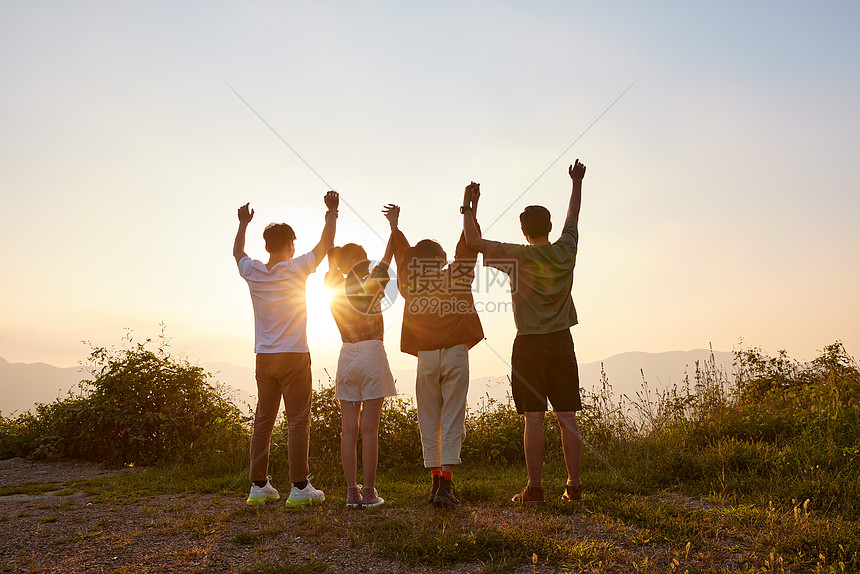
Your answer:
[510,329,581,414]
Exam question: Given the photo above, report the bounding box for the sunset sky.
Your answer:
[2,1,858,383]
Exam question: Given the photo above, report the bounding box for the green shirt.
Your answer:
[482,221,578,335]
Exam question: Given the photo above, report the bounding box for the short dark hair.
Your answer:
[411,239,446,263]
[519,205,551,238]
[263,223,296,253]
[335,243,369,276]
[405,240,447,278]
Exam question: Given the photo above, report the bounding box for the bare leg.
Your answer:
[340,400,360,486]
[358,398,385,488]
[556,411,582,487]
[523,411,546,486]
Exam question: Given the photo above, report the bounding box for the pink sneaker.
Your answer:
[346,485,363,508]
[362,486,384,508]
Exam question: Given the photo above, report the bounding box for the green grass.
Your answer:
[48,528,104,545]
[0,482,61,496]
[238,559,333,574]
[231,529,285,545]
[2,339,858,572]
[4,456,858,572]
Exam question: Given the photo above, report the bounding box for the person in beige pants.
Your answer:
[390,186,484,506]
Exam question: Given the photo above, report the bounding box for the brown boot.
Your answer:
[432,477,459,507]
[512,484,545,504]
[428,474,440,504]
[562,483,583,502]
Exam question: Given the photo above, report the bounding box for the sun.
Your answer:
[306,275,333,316]
[305,274,338,341]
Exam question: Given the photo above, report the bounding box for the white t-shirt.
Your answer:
[237,252,317,353]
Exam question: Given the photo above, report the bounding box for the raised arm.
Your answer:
[462,182,484,252]
[388,205,412,270]
[380,204,400,266]
[312,191,339,265]
[566,159,586,225]
[233,203,254,263]
[324,247,342,289]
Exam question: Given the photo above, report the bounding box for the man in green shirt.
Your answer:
[462,160,586,504]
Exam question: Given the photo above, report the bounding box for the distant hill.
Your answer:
[463,349,735,408]
[1,350,735,416]
[0,357,88,415]
[581,349,735,401]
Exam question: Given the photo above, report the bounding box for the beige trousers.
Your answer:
[249,352,312,483]
[415,344,469,468]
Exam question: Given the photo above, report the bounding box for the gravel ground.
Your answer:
[0,457,134,487]
[0,458,567,574]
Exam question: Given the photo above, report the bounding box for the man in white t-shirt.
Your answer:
[234,191,338,507]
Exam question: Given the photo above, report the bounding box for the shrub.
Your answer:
[377,393,424,467]
[0,332,247,466]
[462,395,524,464]
[3,333,858,520]
[600,342,860,515]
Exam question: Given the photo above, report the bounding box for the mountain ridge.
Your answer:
[1,349,735,415]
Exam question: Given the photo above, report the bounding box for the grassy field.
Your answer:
[2,457,857,573]
[1,337,858,572]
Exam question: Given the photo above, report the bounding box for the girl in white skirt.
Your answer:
[324,206,400,508]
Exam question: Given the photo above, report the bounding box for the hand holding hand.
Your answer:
[382,204,400,231]
[468,182,480,210]
[462,181,480,213]
[569,159,586,182]
[237,203,254,224]
[463,182,473,207]
[324,190,339,211]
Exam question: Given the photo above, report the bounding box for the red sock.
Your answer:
[432,470,443,478]
[441,471,453,480]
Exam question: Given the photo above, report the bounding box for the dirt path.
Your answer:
[0,457,134,487]
[0,458,569,573]
[0,458,780,573]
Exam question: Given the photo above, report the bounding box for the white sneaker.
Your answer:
[246,478,280,506]
[286,481,326,507]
